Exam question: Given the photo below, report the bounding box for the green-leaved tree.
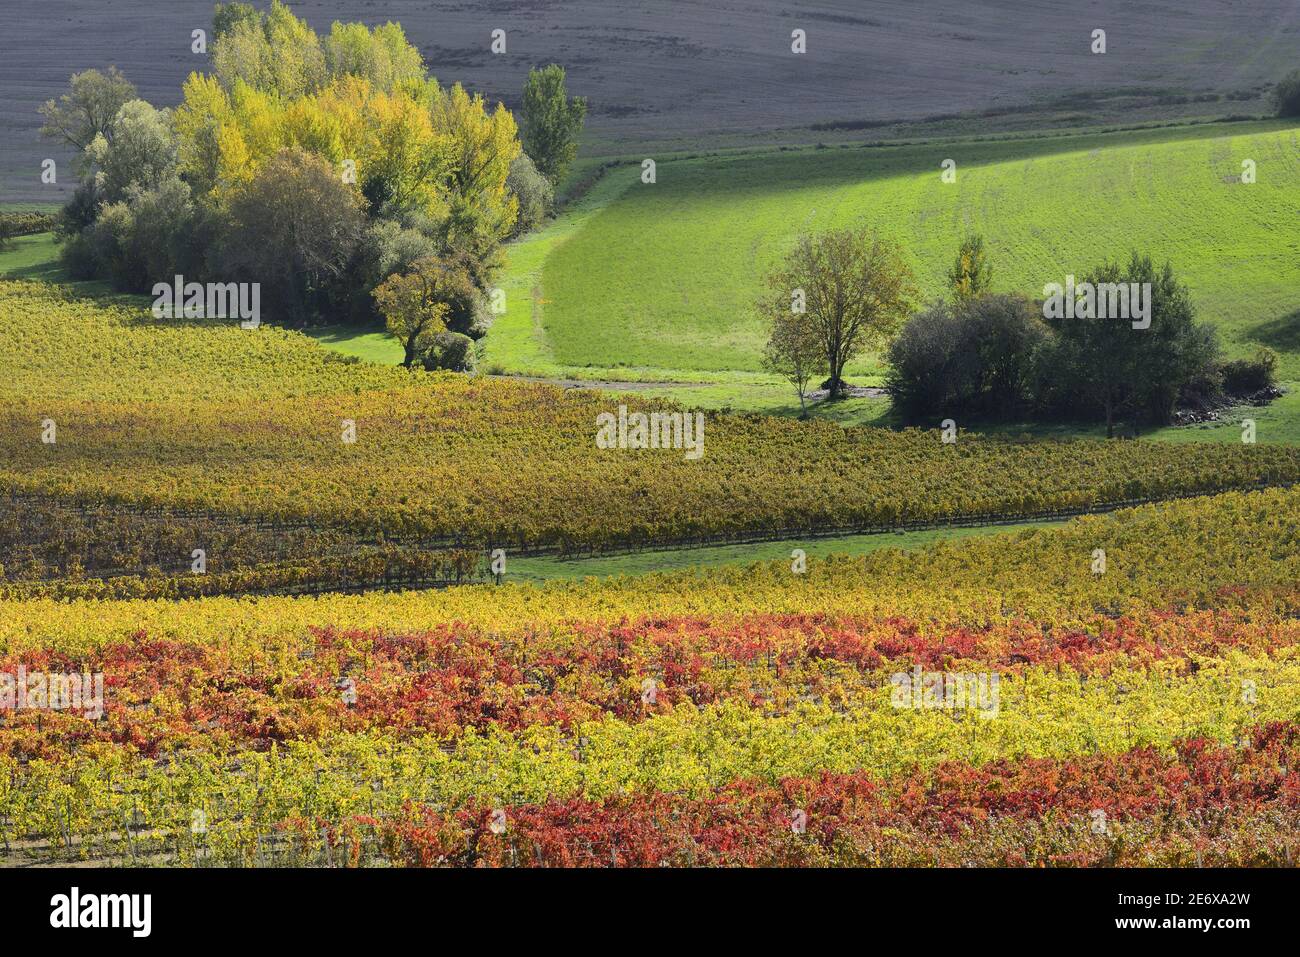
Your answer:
[766,227,917,400]
[947,234,993,301]
[520,65,587,184]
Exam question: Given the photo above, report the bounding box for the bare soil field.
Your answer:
[2,0,1298,201]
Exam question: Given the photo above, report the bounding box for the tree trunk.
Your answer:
[826,358,846,400]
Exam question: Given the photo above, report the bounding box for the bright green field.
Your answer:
[0,232,113,297]
[303,324,404,364]
[486,120,1300,381]
[506,519,1059,583]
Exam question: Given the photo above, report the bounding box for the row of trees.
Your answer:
[42,1,586,370]
[761,231,1269,436]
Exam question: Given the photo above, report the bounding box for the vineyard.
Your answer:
[4,160,1300,871]
[2,486,1299,865]
[0,493,483,599]
[0,212,55,239]
[4,0,1298,930]
[6,280,1300,554]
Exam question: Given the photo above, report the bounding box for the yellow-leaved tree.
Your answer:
[373,256,478,367]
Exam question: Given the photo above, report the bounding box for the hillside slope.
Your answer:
[495,122,1300,377]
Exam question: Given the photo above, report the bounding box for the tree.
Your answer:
[373,257,472,366]
[429,83,521,286]
[760,295,827,418]
[324,21,425,92]
[1274,69,1300,118]
[884,301,966,419]
[520,65,587,183]
[365,219,439,278]
[947,234,993,301]
[212,2,260,41]
[1040,253,1219,436]
[214,148,366,324]
[171,73,239,198]
[53,5,531,333]
[85,100,178,203]
[961,293,1047,414]
[39,67,137,169]
[766,227,917,400]
[210,0,325,98]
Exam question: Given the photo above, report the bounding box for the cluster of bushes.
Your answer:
[43,2,583,371]
[887,293,1046,422]
[887,247,1278,435]
[1221,350,1279,397]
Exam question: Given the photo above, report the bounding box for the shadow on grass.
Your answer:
[757,392,898,429]
[308,323,387,344]
[1,256,69,285]
[0,231,120,298]
[1244,310,1300,353]
[650,118,1300,202]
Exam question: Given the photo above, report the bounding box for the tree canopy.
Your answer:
[45,0,546,333]
[765,227,917,399]
[520,65,587,184]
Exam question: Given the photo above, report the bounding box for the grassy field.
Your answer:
[303,325,405,365]
[0,231,115,298]
[472,118,1300,436]
[505,519,1060,582]
[492,121,1300,379]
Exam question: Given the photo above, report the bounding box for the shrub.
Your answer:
[58,230,100,279]
[79,202,136,286]
[1221,349,1278,397]
[57,180,102,235]
[886,294,1047,421]
[58,176,200,292]
[506,153,553,238]
[1274,69,1300,118]
[1177,367,1224,411]
[418,330,477,372]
